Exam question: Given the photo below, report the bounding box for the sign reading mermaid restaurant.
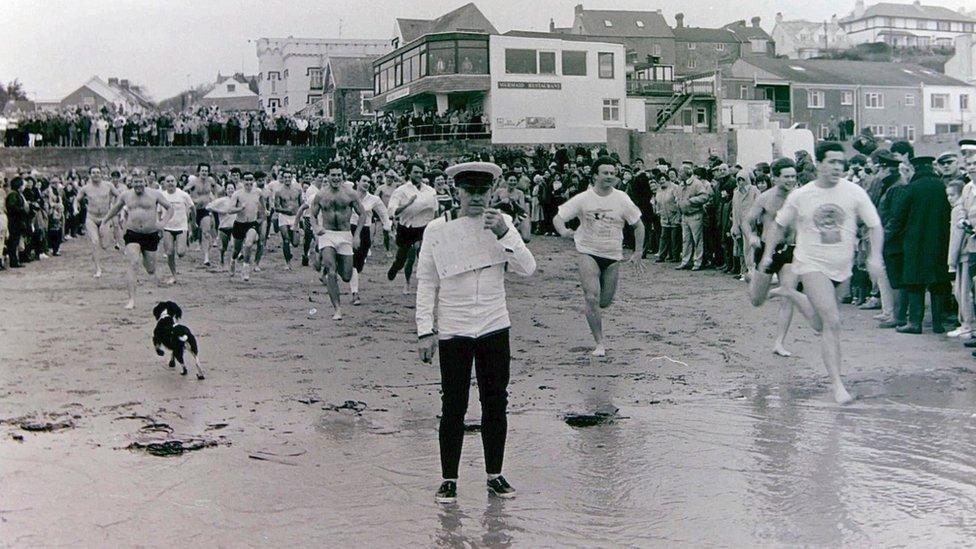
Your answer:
[497,82,562,90]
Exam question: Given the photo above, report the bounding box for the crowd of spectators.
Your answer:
[0,104,339,148]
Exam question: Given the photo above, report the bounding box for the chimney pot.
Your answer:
[776,12,784,24]
[120,79,130,89]
[550,17,555,32]
[675,13,684,28]
[574,3,583,15]
[751,16,761,28]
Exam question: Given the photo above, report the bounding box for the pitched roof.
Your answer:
[327,56,380,89]
[774,19,845,33]
[396,3,497,44]
[723,20,773,42]
[673,27,739,43]
[199,96,261,111]
[736,57,969,86]
[503,29,623,45]
[840,2,976,23]
[576,9,674,38]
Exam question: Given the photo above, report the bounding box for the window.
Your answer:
[682,109,693,126]
[539,51,556,75]
[841,91,853,105]
[905,94,916,106]
[598,52,615,78]
[602,98,620,121]
[962,94,971,111]
[819,124,830,139]
[652,44,662,56]
[687,59,697,69]
[457,40,488,74]
[807,90,825,108]
[936,123,963,134]
[283,96,289,107]
[688,43,697,50]
[931,93,949,110]
[430,42,457,75]
[870,125,885,137]
[505,48,537,74]
[888,125,898,137]
[739,84,748,100]
[268,98,280,113]
[716,43,725,51]
[309,68,323,89]
[283,69,289,79]
[636,20,645,28]
[904,125,915,141]
[937,20,951,31]
[227,84,236,92]
[750,39,767,53]
[360,91,374,115]
[865,92,884,109]
[306,94,320,104]
[562,51,587,76]
[696,108,707,126]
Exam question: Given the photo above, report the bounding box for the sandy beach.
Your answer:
[3,235,976,546]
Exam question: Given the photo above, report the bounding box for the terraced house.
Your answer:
[722,57,976,139]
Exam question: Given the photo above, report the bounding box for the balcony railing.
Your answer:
[391,123,491,142]
[626,78,716,97]
[773,100,790,113]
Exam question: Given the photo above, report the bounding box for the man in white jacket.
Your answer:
[415,162,536,505]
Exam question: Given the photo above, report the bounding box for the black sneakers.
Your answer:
[435,481,457,504]
[487,476,517,499]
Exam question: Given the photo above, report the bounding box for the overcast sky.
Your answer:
[3,0,969,100]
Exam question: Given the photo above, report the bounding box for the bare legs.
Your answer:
[576,254,620,357]
[86,217,111,278]
[124,243,158,310]
[320,247,353,320]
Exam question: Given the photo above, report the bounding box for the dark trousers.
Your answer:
[659,225,681,261]
[906,283,950,330]
[6,226,23,266]
[438,328,511,480]
[48,228,63,255]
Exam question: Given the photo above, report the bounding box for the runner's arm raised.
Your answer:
[99,195,126,224]
[156,193,174,228]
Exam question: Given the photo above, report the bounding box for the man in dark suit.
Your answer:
[888,156,953,334]
[5,177,29,268]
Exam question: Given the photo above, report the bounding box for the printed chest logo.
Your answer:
[812,203,845,244]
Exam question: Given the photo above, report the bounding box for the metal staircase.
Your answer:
[652,76,716,131]
[654,92,693,131]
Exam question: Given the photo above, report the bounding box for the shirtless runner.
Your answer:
[310,162,365,320]
[744,157,800,357]
[349,173,391,305]
[75,165,120,278]
[99,170,173,310]
[185,163,215,266]
[274,170,303,270]
[226,172,264,281]
[251,172,273,272]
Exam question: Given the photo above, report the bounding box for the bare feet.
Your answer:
[772,342,792,357]
[591,344,606,357]
[93,270,102,279]
[833,384,855,405]
[402,282,411,295]
[332,309,342,321]
[352,293,361,306]
[124,299,135,310]
[166,277,177,285]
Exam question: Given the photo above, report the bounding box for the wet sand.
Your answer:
[2,235,976,546]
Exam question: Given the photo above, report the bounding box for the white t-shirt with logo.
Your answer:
[557,188,642,260]
[162,188,195,232]
[775,178,881,282]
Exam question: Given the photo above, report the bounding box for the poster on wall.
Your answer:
[495,117,556,129]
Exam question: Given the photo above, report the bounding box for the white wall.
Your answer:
[488,35,626,144]
[922,85,976,135]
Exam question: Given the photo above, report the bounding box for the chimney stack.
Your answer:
[776,12,783,24]
[550,17,555,32]
[675,13,684,28]
[855,0,865,18]
[751,16,761,29]
[108,77,119,86]
[120,79,130,90]
[574,3,583,16]
[831,14,838,25]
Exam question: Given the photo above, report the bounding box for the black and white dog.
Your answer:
[152,301,205,380]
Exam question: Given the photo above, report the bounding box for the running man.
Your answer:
[226,172,264,281]
[99,170,173,310]
[206,183,237,268]
[349,173,391,305]
[554,156,647,357]
[761,141,884,404]
[744,157,799,357]
[310,162,365,320]
[274,170,303,270]
[185,163,215,266]
[160,175,194,284]
[74,166,119,278]
[252,171,273,272]
[387,160,438,294]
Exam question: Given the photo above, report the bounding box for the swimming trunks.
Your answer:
[195,207,210,225]
[395,224,426,248]
[123,230,161,252]
[232,221,260,241]
[586,254,618,275]
[754,241,795,275]
[317,229,354,256]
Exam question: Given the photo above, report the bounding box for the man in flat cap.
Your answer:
[937,151,964,186]
[415,162,536,504]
